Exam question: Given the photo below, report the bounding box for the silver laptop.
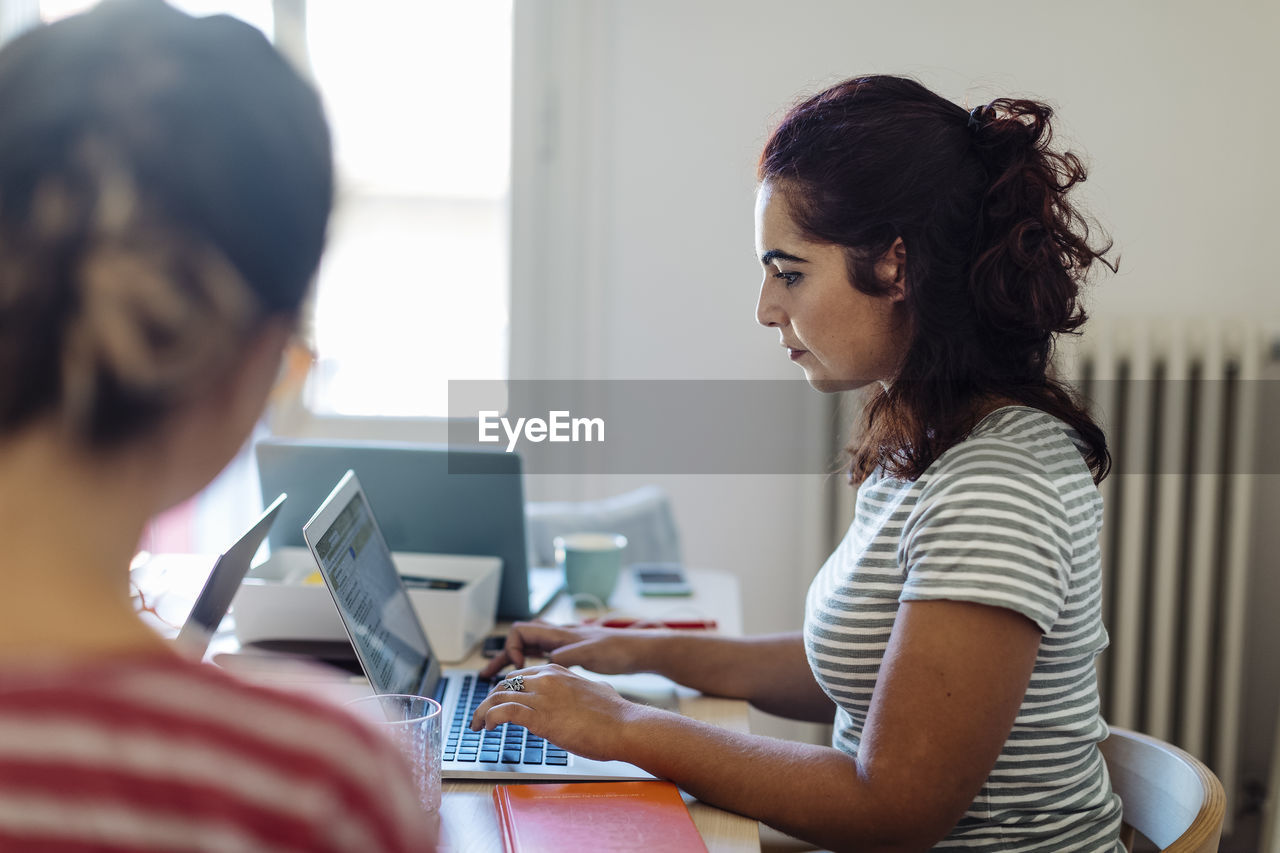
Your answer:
[301,470,652,782]
[173,493,287,659]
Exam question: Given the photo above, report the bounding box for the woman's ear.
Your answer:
[148,317,295,513]
[201,317,293,425]
[233,318,295,406]
[877,237,908,302]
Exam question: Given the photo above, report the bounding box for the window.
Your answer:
[35,0,514,422]
[303,1,513,419]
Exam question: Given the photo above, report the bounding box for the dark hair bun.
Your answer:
[0,1,333,446]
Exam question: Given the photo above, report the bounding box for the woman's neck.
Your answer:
[0,427,171,660]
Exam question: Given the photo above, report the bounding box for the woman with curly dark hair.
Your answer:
[475,75,1123,852]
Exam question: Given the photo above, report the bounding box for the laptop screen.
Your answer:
[255,440,546,620]
[175,492,286,658]
[309,487,432,694]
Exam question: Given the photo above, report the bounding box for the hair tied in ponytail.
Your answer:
[966,104,992,133]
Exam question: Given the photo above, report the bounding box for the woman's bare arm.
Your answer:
[481,624,835,723]
[474,600,1042,852]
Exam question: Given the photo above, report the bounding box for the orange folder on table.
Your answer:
[492,780,708,853]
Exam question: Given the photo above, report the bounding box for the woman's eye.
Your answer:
[774,271,801,286]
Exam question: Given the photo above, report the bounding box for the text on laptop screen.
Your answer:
[313,492,430,693]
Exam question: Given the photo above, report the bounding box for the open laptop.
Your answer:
[256,439,561,620]
[302,470,652,782]
[173,493,287,659]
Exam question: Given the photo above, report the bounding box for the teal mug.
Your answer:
[555,532,628,603]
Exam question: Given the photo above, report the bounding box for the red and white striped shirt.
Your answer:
[0,652,434,852]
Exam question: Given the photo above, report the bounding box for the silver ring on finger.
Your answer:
[498,674,526,692]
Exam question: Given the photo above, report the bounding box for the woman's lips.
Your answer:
[788,348,807,361]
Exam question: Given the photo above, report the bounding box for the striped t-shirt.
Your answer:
[0,651,433,852]
[805,406,1124,851]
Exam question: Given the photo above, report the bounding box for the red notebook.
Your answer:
[492,780,709,853]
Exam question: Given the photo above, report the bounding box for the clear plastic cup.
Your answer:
[346,693,443,814]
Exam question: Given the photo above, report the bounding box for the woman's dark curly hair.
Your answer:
[758,75,1113,484]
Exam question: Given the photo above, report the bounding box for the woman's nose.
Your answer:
[756,280,785,328]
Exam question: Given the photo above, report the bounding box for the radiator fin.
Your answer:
[1059,319,1262,826]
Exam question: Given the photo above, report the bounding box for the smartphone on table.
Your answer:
[631,562,693,597]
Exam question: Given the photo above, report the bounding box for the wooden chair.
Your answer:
[1100,727,1226,853]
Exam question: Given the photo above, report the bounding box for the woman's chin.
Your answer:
[806,374,869,394]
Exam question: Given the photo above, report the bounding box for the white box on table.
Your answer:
[232,547,501,663]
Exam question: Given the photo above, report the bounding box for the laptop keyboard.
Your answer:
[444,675,569,766]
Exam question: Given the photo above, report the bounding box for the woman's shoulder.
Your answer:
[0,651,392,758]
[913,405,1094,505]
[941,406,1090,475]
[118,653,391,744]
[0,652,428,852]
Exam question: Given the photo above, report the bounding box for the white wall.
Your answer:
[512,0,1280,827]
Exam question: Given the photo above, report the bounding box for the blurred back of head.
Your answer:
[0,0,333,448]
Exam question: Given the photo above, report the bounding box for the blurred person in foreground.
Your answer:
[0,1,432,849]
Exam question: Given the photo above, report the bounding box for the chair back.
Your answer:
[1100,727,1225,853]
[526,485,682,569]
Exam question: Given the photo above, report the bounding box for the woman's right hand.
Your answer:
[478,621,662,680]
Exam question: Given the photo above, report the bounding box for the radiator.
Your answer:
[1056,318,1266,823]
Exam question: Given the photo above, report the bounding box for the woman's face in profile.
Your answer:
[753,182,907,392]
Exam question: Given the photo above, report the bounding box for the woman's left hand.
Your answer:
[469,664,645,762]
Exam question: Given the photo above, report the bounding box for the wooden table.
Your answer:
[438,567,760,853]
